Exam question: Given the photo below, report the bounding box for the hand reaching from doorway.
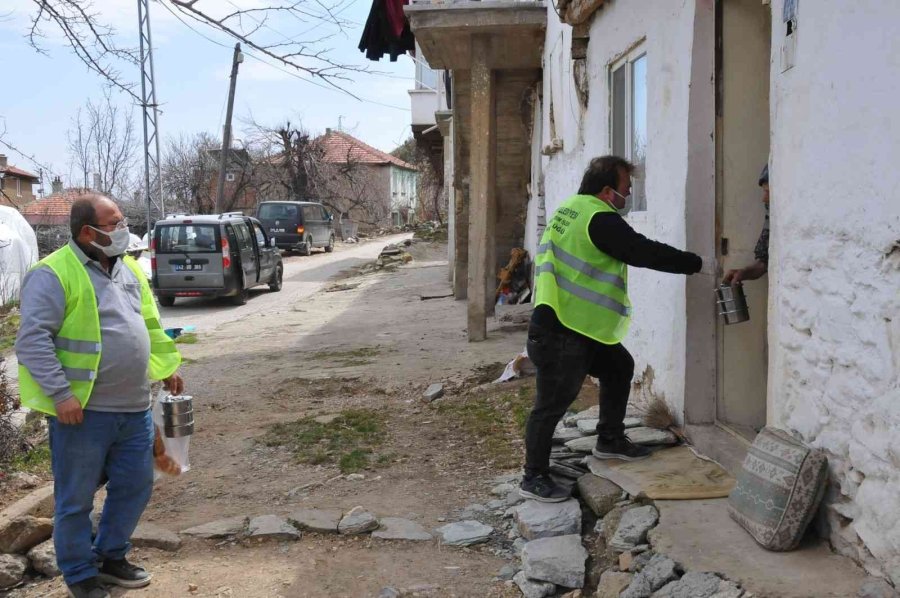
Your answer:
[723,260,767,285]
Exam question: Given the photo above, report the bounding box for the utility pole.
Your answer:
[215,43,243,214]
[138,0,165,235]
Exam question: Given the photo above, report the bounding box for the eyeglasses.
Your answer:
[91,218,129,231]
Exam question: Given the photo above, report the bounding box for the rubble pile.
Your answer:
[412,221,448,242]
[417,406,752,598]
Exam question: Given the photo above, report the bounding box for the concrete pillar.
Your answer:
[683,0,717,425]
[436,112,454,284]
[468,36,496,342]
[452,73,469,301]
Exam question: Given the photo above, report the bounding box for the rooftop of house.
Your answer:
[20,188,93,226]
[0,164,40,182]
[320,129,417,171]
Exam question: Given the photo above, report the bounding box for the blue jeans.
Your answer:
[48,409,154,585]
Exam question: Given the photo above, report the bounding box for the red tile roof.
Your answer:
[319,130,416,171]
[21,188,92,226]
[1,165,40,181]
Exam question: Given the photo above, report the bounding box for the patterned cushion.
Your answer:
[728,427,828,551]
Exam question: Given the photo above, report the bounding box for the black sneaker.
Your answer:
[592,437,653,461]
[98,558,152,589]
[67,577,110,598]
[519,474,571,503]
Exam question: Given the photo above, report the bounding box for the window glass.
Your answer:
[252,223,267,246]
[610,52,648,212]
[258,203,299,220]
[417,60,439,90]
[234,223,253,251]
[157,225,219,253]
[631,55,648,211]
[302,205,320,221]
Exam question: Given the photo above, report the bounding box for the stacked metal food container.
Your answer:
[159,394,194,438]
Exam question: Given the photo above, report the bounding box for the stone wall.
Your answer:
[767,0,900,583]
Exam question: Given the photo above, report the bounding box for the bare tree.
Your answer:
[253,120,327,203]
[67,106,93,189]
[162,132,256,214]
[251,120,392,227]
[26,1,366,101]
[162,132,217,213]
[66,92,138,199]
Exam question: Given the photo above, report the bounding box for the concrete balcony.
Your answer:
[405,0,546,70]
[410,89,439,127]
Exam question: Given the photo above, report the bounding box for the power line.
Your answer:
[159,1,410,111]
[0,135,59,180]
[221,0,412,83]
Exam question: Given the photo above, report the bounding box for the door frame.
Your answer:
[683,0,771,469]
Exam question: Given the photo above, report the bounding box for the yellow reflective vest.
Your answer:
[534,194,632,344]
[18,245,181,415]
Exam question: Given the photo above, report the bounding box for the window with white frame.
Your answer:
[610,51,648,212]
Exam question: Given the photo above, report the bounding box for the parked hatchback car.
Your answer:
[151,213,283,306]
[256,201,335,255]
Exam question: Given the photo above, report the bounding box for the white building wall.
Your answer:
[539,1,700,417]
[768,0,900,583]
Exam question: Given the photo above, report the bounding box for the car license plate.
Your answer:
[271,228,285,233]
[174,264,203,272]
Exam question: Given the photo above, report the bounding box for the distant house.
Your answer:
[205,148,258,214]
[20,178,82,228]
[20,178,90,255]
[318,129,418,228]
[0,154,40,208]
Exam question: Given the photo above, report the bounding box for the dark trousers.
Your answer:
[524,321,635,478]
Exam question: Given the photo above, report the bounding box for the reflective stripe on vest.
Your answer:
[53,337,101,354]
[534,194,632,344]
[536,240,627,291]
[18,246,182,416]
[534,262,631,317]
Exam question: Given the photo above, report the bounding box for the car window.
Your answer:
[320,206,330,220]
[157,225,219,253]
[234,223,253,251]
[259,203,299,220]
[252,223,267,246]
[302,205,320,221]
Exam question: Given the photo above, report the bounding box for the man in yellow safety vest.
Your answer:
[520,156,711,502]
[16,193,183,598]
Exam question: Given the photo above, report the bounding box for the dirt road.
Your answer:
[15,239,536,598]
[159,234,414,332]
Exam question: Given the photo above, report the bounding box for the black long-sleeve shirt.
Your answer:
[533,211,701,331]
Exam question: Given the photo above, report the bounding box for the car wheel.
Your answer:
[158,296,175,307]
[230,286,249,306]
[299,237,312,257]
[269,265,284,292]
[325,235,335,253]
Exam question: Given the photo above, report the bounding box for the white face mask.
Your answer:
[89,226,131,257]
[611,189,633,215]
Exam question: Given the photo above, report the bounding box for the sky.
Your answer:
[0,0,416,192]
